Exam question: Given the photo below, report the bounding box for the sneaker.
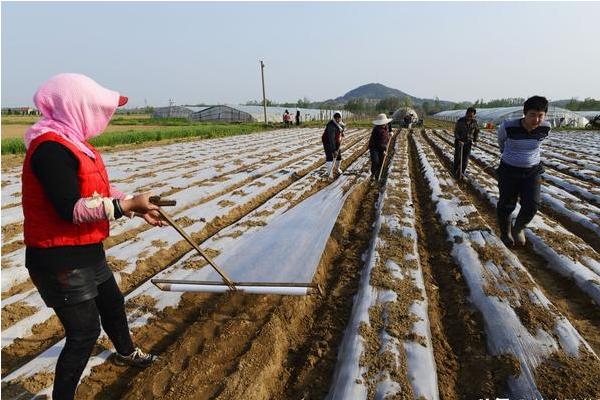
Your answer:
[114,347,157,368]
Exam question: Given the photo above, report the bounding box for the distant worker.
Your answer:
[453,106,480,178]
[283,109,292,128]
[496,96,550,247]
[296,109,301,126]
[403,113,413,128]
[322,111,345,178]
[369,113,392,181]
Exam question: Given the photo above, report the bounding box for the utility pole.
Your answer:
[260,60,267,124]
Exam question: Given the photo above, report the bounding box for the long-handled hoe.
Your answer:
[457,140,464,182]
[149,196,322,296]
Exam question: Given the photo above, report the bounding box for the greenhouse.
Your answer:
[190,105,351,123]
[153,104,349,123]
[152,106,200,119]
[189,105,254,122]
[432,106,589,128]
[575,110,600,119]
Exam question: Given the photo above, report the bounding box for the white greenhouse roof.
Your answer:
[189,105,351,123]
[433,106,589,128]
[185,106,211,113]
[227,105,350,122]
[575,110,600,119]
[153,104,350,123]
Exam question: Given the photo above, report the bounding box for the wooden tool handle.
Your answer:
[149,196,177,207]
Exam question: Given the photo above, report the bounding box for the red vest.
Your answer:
[22,132,110,247]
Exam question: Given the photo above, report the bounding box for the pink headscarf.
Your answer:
[25,73,121,158]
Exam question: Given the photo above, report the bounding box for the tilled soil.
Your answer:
[3,128,600,399]
[91,173,376,400]
[423,130,600,356]
[408,135,508,399]
[0,131,369,379]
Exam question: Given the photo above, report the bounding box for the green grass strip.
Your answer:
[1,123,274,155]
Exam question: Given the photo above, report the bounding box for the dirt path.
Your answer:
[408,132,506,399]
[78,160,376,399]
[1,133,369,378]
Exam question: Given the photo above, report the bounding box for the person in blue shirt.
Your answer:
[496,96,550,247]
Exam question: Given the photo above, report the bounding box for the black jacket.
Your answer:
[454,117,480,142]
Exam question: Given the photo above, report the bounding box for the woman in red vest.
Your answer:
[22,73,164,400]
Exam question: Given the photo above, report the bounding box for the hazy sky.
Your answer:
[2,1,599,108]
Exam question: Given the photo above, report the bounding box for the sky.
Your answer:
[2,1,600,108]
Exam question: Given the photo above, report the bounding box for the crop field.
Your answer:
[1,127,600,399]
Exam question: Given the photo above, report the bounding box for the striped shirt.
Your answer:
[497,118,550,168]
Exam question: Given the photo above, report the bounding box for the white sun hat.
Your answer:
[372,113,393,126]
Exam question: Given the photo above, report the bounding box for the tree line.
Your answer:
[245,97,313,108]
[563,98,600,111]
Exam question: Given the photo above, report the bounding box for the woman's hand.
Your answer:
[120,193,158,215]
[119,193,167,226]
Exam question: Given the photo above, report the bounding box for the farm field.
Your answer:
[1,127,600,399]
[1,124,167,139]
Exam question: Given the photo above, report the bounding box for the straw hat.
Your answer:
[372,113,393,126]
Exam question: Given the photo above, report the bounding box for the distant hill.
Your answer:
[550,99,571,107]
[323,83,455,107]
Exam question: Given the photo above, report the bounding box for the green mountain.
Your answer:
[324,83,455,107]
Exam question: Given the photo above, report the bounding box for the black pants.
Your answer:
[323,143,342,162]
[496,161,542,230]
[370,148,385,177]
[52,276,134,400]
[453,139,472,175]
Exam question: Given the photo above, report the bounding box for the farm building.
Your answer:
[153,106,195,119]
[189,105,254,122]
[1,107,38,115]
[575,110,600,120]
[433,106,589,128]
[153,104,350,123]
[191,105,352,123]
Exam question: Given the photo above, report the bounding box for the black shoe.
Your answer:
[500,233,515,247]
[498,216,514,247]
[114,347,157,368]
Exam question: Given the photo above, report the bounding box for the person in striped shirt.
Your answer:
[496,96,550,247]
